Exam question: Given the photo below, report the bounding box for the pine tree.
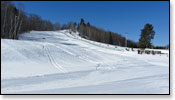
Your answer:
[87,22,90,27]
[78,18,86,37]
[138,24,155,48]
[80,18,85,25]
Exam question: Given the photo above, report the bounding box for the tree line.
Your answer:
[77,19,168,49]
[77,18,138,48]
[1,1,72,39]
[1,1,23,39]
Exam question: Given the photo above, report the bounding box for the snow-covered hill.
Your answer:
[1,30,169,94]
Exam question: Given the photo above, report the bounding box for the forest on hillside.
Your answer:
[77,19,138,48]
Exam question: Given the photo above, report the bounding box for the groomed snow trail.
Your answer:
[1,30,169,94]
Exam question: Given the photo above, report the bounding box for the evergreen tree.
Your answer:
[87,22,90,27]
[138,24,155,48]
[80,18,85,25]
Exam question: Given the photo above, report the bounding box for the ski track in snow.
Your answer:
[44,45,67,73]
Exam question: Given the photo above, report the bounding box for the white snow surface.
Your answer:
[1,30,169,94]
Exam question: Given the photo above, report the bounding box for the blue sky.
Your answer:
[13,1,169,46]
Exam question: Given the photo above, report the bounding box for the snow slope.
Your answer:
[1,30,169,94]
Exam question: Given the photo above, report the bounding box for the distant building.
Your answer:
[144,48,168,55]
[137,48,169,55]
